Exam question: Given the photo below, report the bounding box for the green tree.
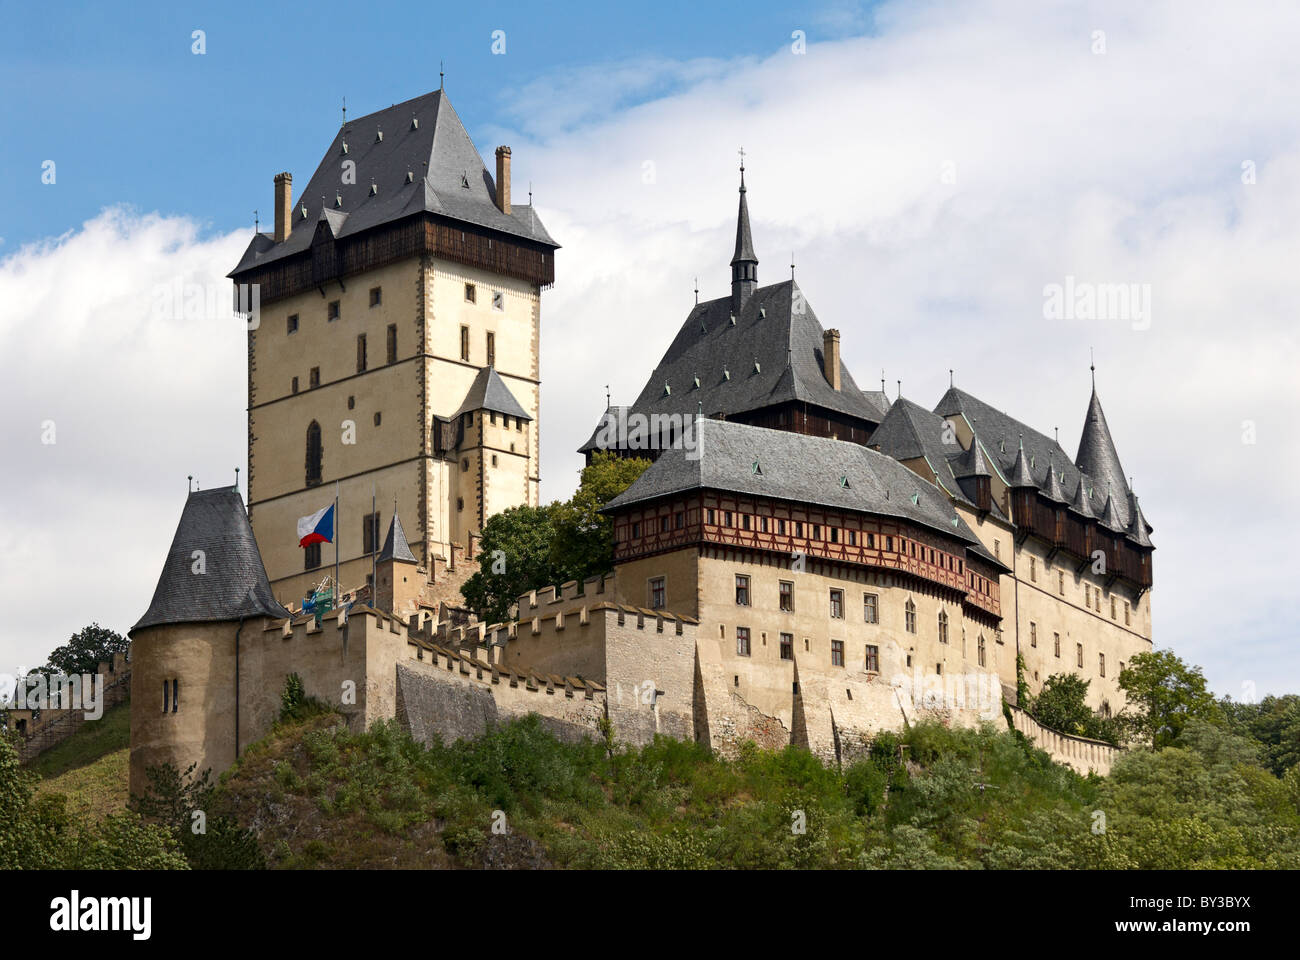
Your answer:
[1029,673,1094,737]
[549,452,651,585]
[1219,694,1300,777]
[461,504,562,624]
[1117,650,1219,748]
[130,760,264,869]
[39,623,129,677]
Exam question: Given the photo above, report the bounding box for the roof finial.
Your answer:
[605,384,610,407]
[881,370,885,393]
[235,466,240,491]
[949,368,954,388]
[1054,426,1059,444]
[188,474,193,493]
[738,145,746,187]
[791,252,795,281]
[342,96,346,125]
[694,276,699,305]
[1090,346,1096,388]
[253,210,258,233]
[897,379,902,400]
[439,61,445,90]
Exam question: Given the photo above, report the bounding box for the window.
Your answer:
[1058,571,1065,595]
[489,453,496,466]
[162,678,179,713]
[310,366,320,389]
[1119,661,1125,676]
[863,592,878,623]
[1054,632,1061,658]
[962,630,968,658]
[291,376,299,394]
[778,518,787,535]
[460,325,470,361]
[362,512,382,554]
[305,420,322,487]
[978,635,986,667]
[1029,557,1037,582]
[1124,601,1131,626]
[1095,591,1101,613]
[675,512,684,529]
[492,289,504,311]
[865,644,879,673]
[1110,597,1117,620]
[462,457,470,472]
[905,599,916,634]
[464,282,477,303]
[848,530,856,546]
[994,539,1000,560]
[386,324,397,363]
[457,497,464,512]
[1030,622,1037,648]
[707,508,716,524]
[736,627,751,657]
[659,515,670,533]
[287,313,299,334]
[369,286,382,307]
[831,640,845,667]
[356,333,367,373]
[829,589,844,619]
[1076,643,1084,668]
[486,331,495,367]
[305,541,321,570]
[779,580,794,612]
[631,521,640,537]
[1099,653,1106,677]
[735,575,750,606]
[649,577,665,609]
[938,610,949,644]
[742,514,751,531]
[1085,584,1091,606]
[327,300,339,321]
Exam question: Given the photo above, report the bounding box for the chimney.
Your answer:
[273,172,292,242]
[494,146,511,215]
[823,328,842,390]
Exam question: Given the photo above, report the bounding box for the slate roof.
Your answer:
[604,418,1005,568]
[621,279,883,427]
[1075,388,1129,511]
[378,513,417,563]
[452,365,532,420]
[861,389,893,419]
[869,397,1005,520]
[732,173,757,266]
[230,90,556,278]
[131,487,290,635]
[935,386,1133,528]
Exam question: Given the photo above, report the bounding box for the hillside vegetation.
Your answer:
[204,706,1300,870]
[30,701,131,825]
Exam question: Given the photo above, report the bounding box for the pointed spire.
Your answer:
[1008,435,1035,488]
[1069,476,1096,519]
[1100,483,1124,532]
[1076,377,1129,511]
[378,512,417,563]
[730,151,758,311]
[954,439,991,478]
[1126,491,1153,547]
[1042,452,1068,502]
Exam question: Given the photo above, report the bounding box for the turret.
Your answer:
[730,162,758,312]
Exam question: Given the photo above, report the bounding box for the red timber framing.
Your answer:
[230,212,556,306]
[1009,488,1152,594]
[612,491,1002,624]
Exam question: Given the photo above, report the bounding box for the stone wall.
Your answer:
[1006,703,1119,775]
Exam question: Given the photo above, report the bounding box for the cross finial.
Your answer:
[738,146,745,171]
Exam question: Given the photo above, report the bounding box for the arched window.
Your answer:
[905,599,916,634]
[977,634,987,667]
[937,610,949,644]
[305,420,323,487]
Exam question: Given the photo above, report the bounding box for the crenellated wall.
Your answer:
[1006,703,1118,775]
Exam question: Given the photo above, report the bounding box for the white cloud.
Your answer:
[3,0,1297,698]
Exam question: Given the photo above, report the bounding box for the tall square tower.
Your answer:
[229,90,558,604]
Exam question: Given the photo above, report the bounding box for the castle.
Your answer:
[128,89,1150,796]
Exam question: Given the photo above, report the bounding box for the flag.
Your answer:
[297,504,335,547]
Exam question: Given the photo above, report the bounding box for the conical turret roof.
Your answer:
[1008,438,1036,488]
[131,487,290,635]
[378,512,417,563]
[1076,386,1129,512]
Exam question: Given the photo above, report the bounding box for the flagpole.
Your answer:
[334,480,340,605]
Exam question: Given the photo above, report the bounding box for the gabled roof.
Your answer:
[604,419,1005,568]
[378,513,417,563]
[131,487,290,635]
[452,365,531,421]
[860,389,893,419]
[621,279,883,428]
[230,89,556,278]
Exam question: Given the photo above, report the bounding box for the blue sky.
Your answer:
[2,1,1297,701]
[0,0,870,248]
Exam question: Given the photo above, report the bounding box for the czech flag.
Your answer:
[297,504,335,547]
